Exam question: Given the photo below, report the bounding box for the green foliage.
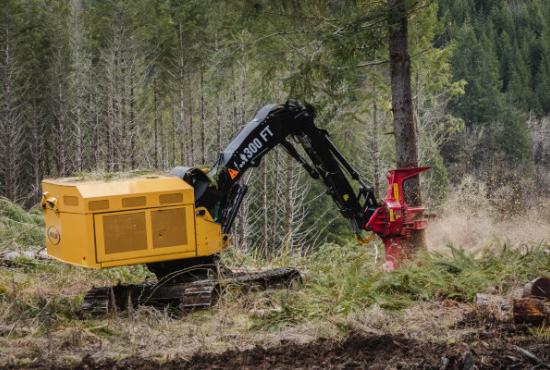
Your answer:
[253,241,550,328]
[1,0,544,253]
[439,0,550,167]
[0,198,44,250]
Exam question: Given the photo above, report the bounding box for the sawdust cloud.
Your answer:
[426,176,550,250]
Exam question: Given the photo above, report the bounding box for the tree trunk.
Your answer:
[106,48,115,172]
[230,66,239,137]
[171,101,177,167]
[30,98,42,200]
[119,41,128,171]
[199,68,206,164]
[178,24,186,165]
[188,74,194,165]
[69,0,86,173]
[262,161,269,255]
[160,97,167,169]
[129,64,136,169]
[153,77,159,169]
[387,0,426,251]
[371,94,381,199]
[235,56,249,249]
[56,78,68,176]
[216,96,222,153]
[271,149,279,247]
[230,74,243,247]
[0,30,20,200]
[92,92,100,170]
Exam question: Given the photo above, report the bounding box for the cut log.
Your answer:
[513,297,550,325]
[523,277,550,299]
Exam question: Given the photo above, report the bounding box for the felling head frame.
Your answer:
[366,167,429,270]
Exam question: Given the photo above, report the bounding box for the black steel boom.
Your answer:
[172,100,378,235]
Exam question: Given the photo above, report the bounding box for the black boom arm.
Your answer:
[200,100,378,235]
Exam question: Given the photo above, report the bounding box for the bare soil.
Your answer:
[3,326,548,370]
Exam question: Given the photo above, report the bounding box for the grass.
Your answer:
[0,197,548,364]
[242,241,549,329]
[530,324,550,341]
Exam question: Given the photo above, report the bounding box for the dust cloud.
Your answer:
[426,209,550,250]
[425,177,550,250]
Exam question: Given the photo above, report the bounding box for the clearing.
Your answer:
[0,198,549,369]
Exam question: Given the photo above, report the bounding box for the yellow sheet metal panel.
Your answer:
[43,175,194,213]
[99,250,197,268]
[195,208,223,257]
[151,208,188,248]
[42,175,197,268]
[94,206,196,264]
[44,210,99,268]
[41,182,85,214]
[103,212,148,254]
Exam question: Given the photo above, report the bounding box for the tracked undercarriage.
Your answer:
[82,262,302,313]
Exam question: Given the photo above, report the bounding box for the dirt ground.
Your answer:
[2,325,548,370]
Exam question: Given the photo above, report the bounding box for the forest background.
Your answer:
[1,0,549,254]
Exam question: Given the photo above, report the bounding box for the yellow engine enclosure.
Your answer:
[41,175,223,268]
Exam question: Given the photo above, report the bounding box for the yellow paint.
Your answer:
[393,183,400,202]
[93,206,197,264]
[389,209,395,222]
[42,174,223,269]
[42,175,194,213]
[44,211,97,267]
[195,207,224,256]
[99,250,198,268]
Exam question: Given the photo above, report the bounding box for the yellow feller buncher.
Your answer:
[42,101,428,312]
